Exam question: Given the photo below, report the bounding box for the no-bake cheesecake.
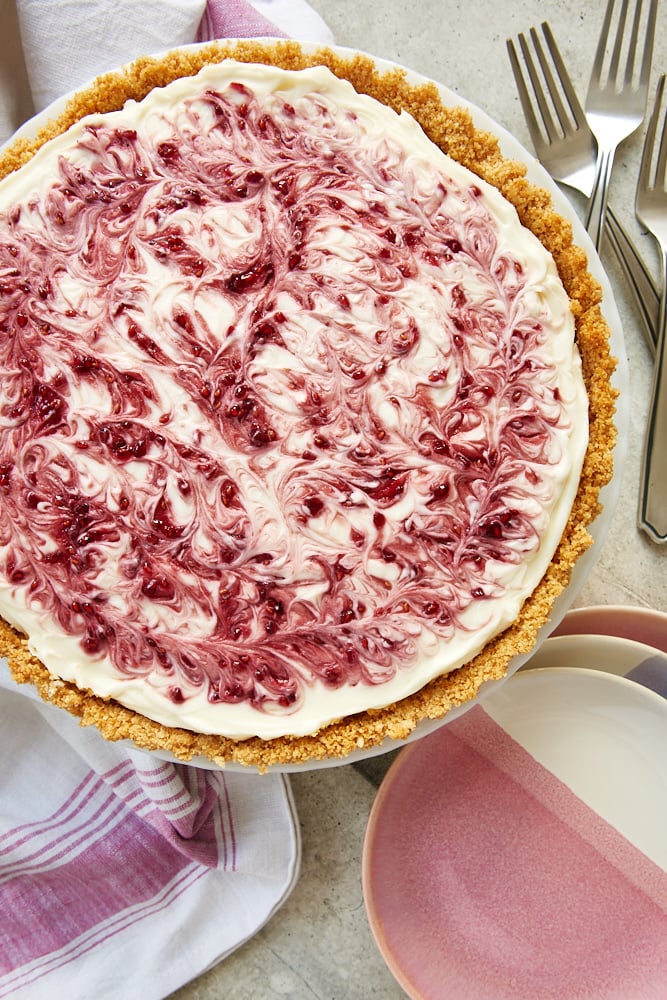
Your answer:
[0,41,616,768]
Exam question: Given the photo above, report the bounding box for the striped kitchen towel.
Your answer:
[0,660,301,1000]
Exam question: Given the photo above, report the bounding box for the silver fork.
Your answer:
[585,0,657,250]
[636,75,667,543]
[507,23,659,354]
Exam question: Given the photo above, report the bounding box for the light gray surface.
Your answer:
[1,2,666,998]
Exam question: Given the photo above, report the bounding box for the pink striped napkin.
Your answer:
[0,661,301,1000]
[198,0,288,41]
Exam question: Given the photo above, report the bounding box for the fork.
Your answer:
[636,75,667,543]
[584,0,657,250]
[507,23,659,354]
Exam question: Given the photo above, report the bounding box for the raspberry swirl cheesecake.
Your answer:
[0,41,616,768]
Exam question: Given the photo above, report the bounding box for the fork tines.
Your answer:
[507,24,587,149]
[589,0,657,95]
[638,74,667,197]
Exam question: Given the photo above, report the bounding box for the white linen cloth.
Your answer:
[15,0,334,114]
[0,1,338,995]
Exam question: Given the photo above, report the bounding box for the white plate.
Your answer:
[0,42,629,771]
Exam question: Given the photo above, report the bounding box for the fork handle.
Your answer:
[585,146,616,252]
[639,249,667,543]
[605,208,659,355]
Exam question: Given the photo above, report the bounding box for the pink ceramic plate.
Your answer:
[362,668,667,1000]
[553,604,667,653]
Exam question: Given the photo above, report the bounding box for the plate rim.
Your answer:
[527,630,667,670]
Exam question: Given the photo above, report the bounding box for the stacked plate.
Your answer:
[362,606,667,999]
